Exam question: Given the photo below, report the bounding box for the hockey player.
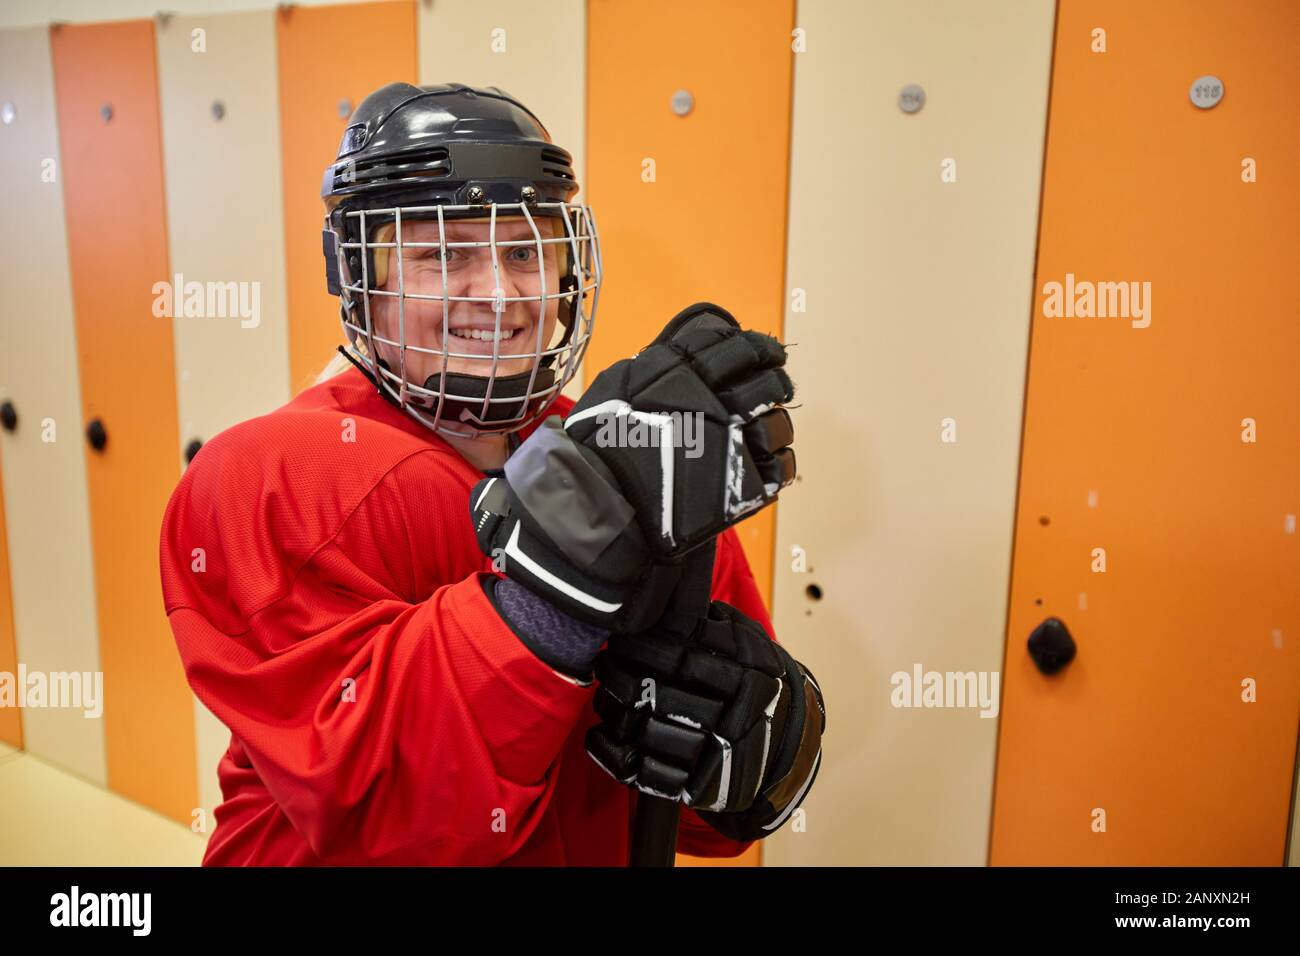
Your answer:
[159,82,825,866]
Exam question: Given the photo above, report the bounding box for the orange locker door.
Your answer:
[51,21,195,822]
[991,0,1300,865]
[587,0,797,865]
[586,0,794,608]
[277,0,418,393]
[0,447,19,749]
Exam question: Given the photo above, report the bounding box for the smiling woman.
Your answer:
[156,80,808,871]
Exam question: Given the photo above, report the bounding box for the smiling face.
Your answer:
[365,215,569,388]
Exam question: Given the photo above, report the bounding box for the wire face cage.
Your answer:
[332,199,602,439]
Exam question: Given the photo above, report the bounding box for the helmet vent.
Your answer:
[540,147,576,183]
[337,148,452,189]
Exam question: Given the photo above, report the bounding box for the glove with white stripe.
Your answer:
[586,598,826,840]
[470,301,795,633]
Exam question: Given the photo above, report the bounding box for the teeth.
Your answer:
[450,327,516,342]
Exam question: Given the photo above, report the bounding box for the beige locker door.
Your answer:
[0,26,106,784]
[155,9,292,834]
[767,0,1056,865]
[414,2,585,177]
[417,0,588,395]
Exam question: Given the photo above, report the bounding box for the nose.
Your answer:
[458,246,517,316]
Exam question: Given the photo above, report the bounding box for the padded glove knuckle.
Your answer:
[588,598,825,832]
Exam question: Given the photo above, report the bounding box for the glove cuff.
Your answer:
[483,575,608,681]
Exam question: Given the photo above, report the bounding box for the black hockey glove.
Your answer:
[586,598,826,841]
[470,301,795,633]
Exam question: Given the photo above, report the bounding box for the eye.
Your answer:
[507,246,537,262]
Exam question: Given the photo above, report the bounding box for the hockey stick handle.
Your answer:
[630,793,681,866]
[626,539,717,867]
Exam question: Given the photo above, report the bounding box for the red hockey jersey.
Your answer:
[159,366,777,865]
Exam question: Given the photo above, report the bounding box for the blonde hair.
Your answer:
[314,348,357,385]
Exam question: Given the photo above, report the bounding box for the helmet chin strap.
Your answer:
[422,365,559,431]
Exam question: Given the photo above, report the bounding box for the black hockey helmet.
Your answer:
[321,82,601,438]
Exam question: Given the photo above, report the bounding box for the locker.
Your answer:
[277,0,419,393]
[51,19,195,821]
[990,0,1300,865]
[768,0,1056,865]
[0,26,105,782]
[155,9,292,831]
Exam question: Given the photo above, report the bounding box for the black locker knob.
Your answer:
[0,400,15,432]
[85,418,108,452]
[1027,617,1076,675]
[185,438,203,465]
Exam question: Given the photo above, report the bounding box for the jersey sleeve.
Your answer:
[161,450,595,866]
[673,526,774,859]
